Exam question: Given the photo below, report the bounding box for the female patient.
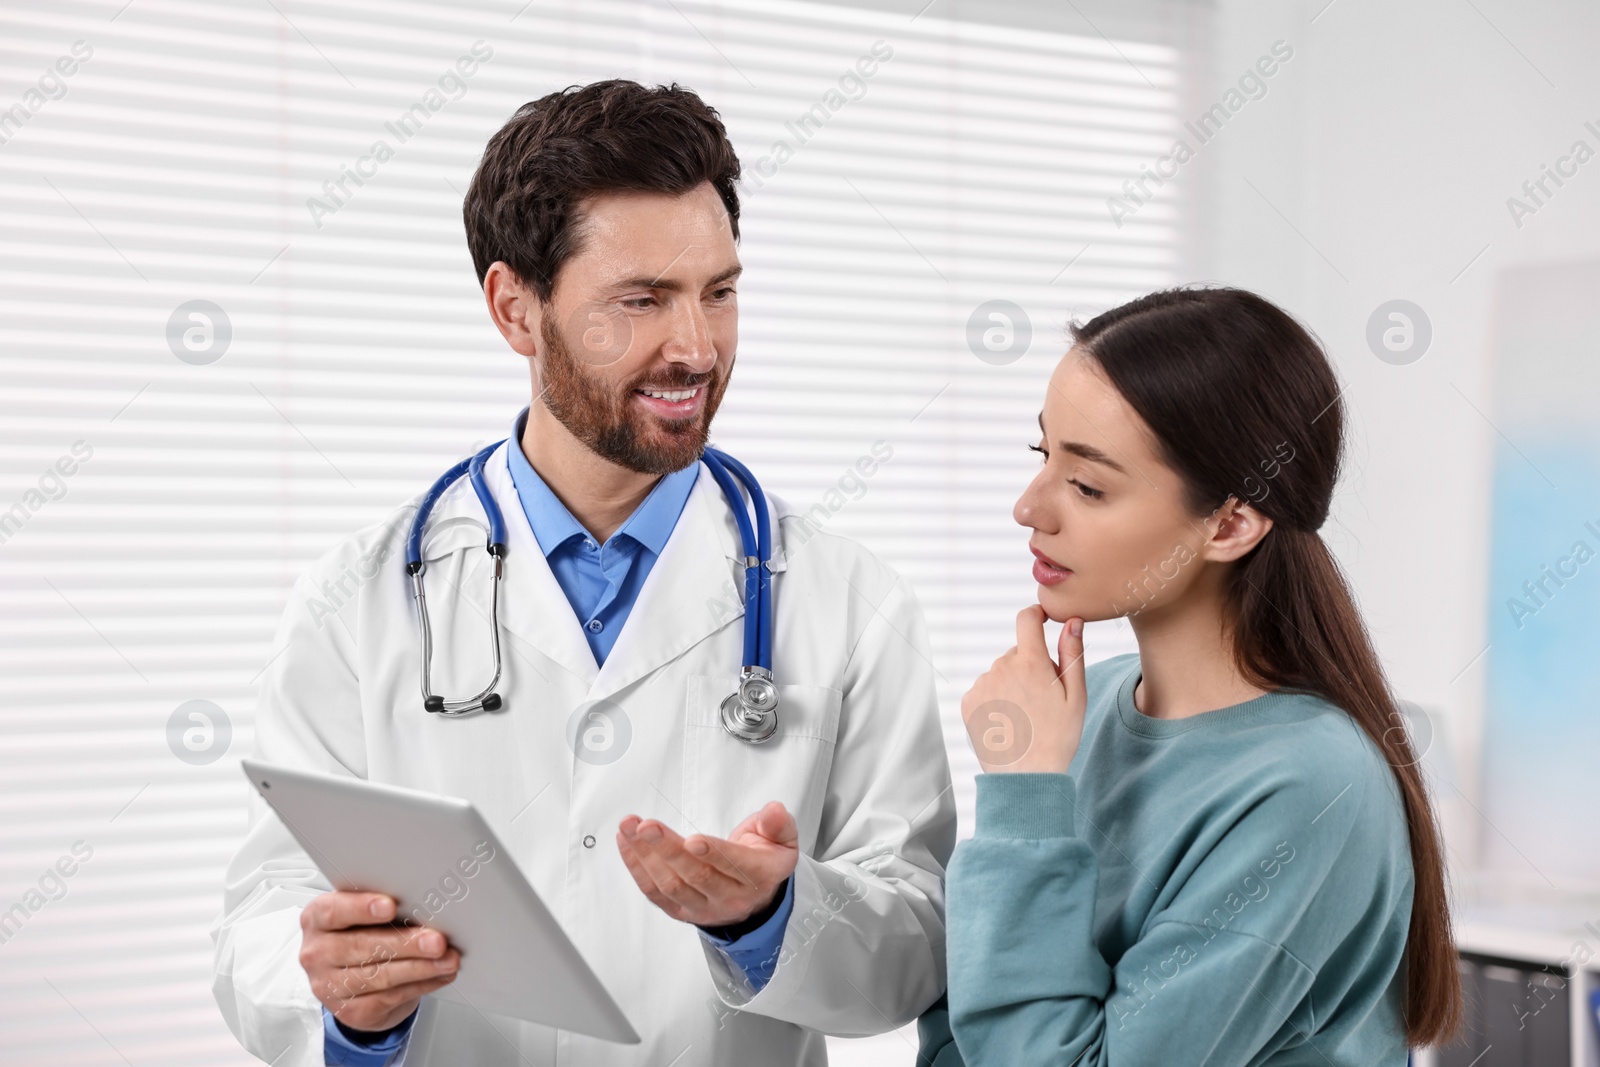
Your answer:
[919,287,1459,1065]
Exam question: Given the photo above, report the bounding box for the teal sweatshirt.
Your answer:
[918,653,1414,1066]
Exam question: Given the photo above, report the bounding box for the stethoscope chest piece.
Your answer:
[719,666,779,743]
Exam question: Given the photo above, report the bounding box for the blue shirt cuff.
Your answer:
[697,875,795,993]
[322,1005,415,1066]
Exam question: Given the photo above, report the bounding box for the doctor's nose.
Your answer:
[659,302,719,374]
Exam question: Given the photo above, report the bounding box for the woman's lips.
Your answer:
[1031,547,1071,586]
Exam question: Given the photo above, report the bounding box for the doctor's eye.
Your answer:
[622,295,658,310]
[708,286,737,302]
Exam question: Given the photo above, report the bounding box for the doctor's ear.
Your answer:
[483,261,544,359]
[1197,497,1273,564]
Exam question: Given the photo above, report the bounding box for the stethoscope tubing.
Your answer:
[404,439,773,731]
[699,447,771,670]
[407,442,507,715]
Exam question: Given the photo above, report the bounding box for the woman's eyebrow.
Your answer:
[1036,411,1127,474]
[1061,442,1127,474]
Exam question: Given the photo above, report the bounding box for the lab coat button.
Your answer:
[582,835,596,848]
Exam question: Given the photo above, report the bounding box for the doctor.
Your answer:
[211,79,954,1066]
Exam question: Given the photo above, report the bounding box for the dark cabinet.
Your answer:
[1437,953,1570,1067]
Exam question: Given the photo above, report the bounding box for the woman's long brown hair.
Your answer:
[1073,286,1461,1047]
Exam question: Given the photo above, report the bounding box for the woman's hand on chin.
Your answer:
[961,606,1087,774]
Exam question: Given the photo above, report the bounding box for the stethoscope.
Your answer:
[403,440,780,743]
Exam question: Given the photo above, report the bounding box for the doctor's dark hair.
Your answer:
[462,79,742,300]
[1071,286,1461,1047]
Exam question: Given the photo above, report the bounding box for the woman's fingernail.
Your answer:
[1069,618,1083,637]
[420,932,444,954]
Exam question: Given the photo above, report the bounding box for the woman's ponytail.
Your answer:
[1233,525,1460,1045]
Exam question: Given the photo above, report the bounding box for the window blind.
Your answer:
[0,0,1189,1061]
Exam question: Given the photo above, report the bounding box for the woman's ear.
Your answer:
[1200,497,1274,563]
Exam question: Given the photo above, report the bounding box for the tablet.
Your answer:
[241,758,639,1044]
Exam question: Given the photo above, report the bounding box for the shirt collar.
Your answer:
[504,405,699,559]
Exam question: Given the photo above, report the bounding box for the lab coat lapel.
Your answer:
[464,442,787,700]
[587,462,750,703]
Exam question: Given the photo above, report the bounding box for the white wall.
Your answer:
[1191,0,1600,895]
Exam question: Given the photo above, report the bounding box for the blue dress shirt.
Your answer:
[323,409,792,1063]
[323,1009,413,1066]
[697,874,795,990]
[503,405,699,667]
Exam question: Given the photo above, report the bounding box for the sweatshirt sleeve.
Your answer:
[943,774,1318,1066]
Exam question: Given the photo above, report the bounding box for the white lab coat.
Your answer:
[211,440,955,1066]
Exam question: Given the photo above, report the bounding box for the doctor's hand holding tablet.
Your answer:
[284,793,802,1037]
[298,891,460,1033]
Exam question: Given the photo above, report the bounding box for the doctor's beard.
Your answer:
[536,310,730,476]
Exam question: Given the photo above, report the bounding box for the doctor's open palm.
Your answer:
[616,800,799,926]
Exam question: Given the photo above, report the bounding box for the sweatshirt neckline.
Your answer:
[1114,657,1306,737]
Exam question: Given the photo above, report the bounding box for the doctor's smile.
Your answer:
[632,383,705,419]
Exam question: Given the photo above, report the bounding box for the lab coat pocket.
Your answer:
[682,674,842,850]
